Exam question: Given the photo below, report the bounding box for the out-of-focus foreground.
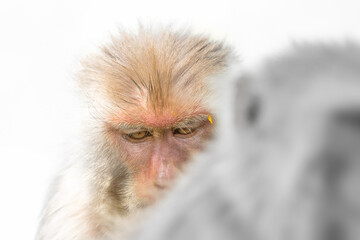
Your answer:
[125,43,360,240]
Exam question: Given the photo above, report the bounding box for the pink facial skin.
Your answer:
[108,113,213,206]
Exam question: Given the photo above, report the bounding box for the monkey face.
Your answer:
[108,115,213,206]
[76,28,230,213]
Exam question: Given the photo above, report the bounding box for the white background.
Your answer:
[1,0,360,238]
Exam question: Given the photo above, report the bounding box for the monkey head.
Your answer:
[78,27,232,210]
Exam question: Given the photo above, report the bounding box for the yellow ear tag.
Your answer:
[208,114,213,124]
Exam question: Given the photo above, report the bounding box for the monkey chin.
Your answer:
[137,184,172,209]
[134,173,177,209]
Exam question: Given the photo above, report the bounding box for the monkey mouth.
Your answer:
[154,182,169,190]
[138,194,157,208]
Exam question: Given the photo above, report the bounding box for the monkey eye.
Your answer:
[126,131,151,141]
[173,127,194,135]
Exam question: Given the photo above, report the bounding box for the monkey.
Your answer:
[127,42,360,240]
[36,27,234,240]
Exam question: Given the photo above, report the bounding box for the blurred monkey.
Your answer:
[36,27,233,240]
[129,43,360,240]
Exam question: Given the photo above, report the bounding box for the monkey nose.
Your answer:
[154,171,172,189]
[149,155,176,189]
[153,160,176,189]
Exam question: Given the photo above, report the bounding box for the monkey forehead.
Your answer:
[78,28,230,108]
[109,109,209,128]
[140,114,182,128]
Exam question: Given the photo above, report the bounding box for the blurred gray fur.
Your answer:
[116,42,360,240]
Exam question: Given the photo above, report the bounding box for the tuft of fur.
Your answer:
[78,27,231,123]
[128,42,360,240]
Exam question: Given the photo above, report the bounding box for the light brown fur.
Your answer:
[37,27,233,240]
[79,27,230,123]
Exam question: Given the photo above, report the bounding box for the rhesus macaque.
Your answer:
[129,43,360,240]
[36,27,233,240]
